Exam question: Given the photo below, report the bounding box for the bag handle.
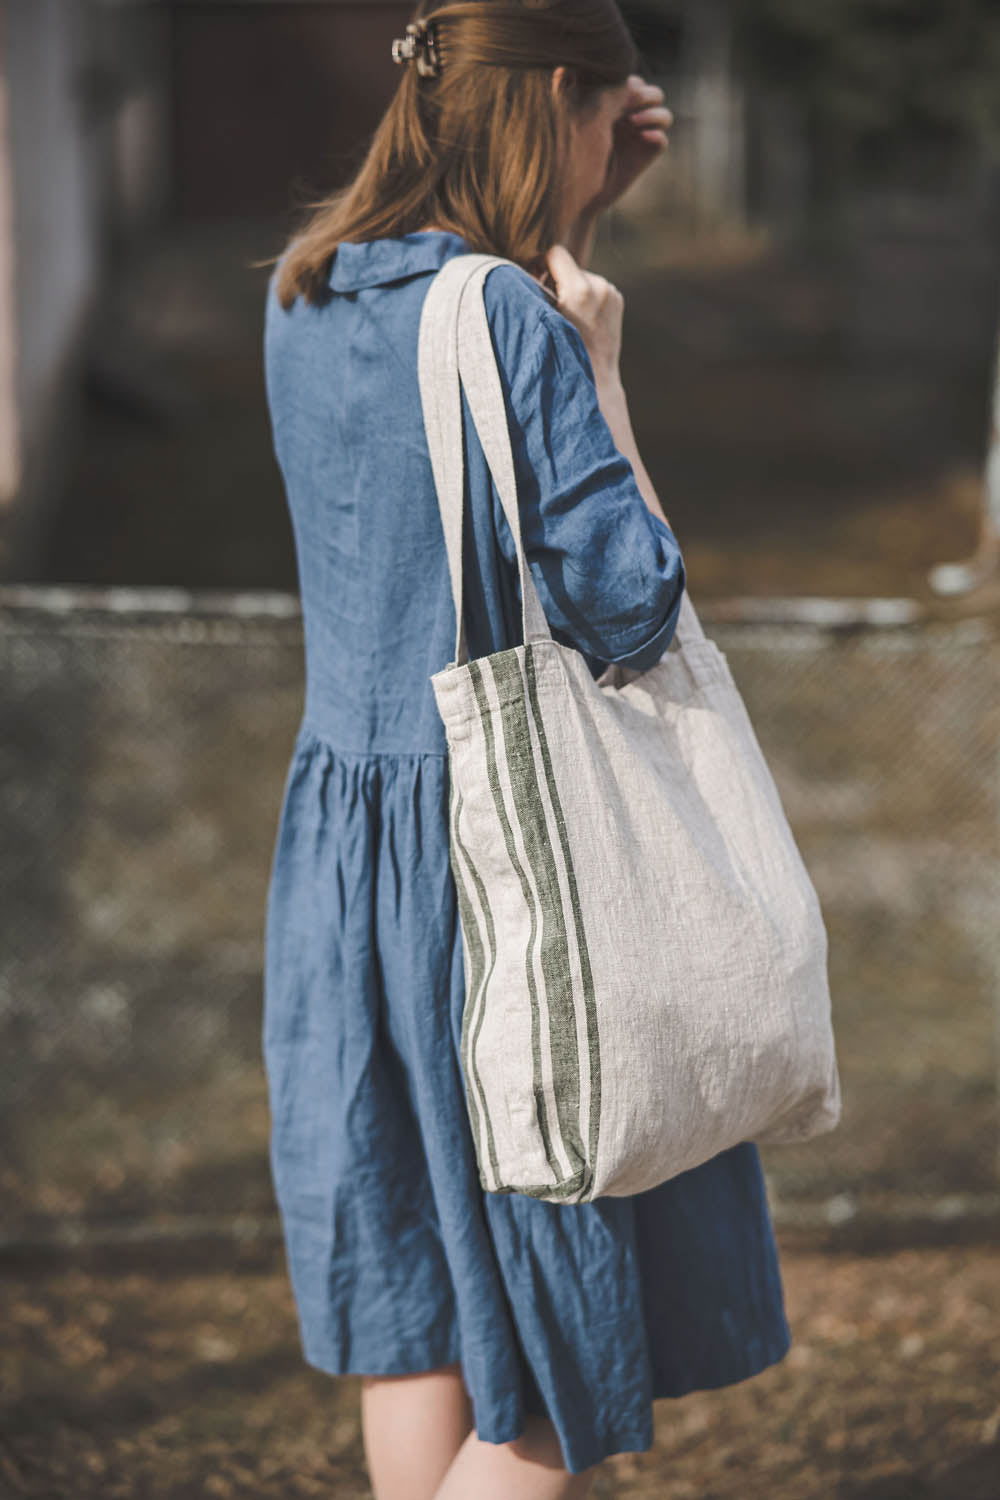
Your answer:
[418,252,703,666]
[419,252,552,666]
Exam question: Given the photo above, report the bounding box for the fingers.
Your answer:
[628,105,674,132]
[545,245,619,306]
[545,241,589,293]
[626,74,666,104]
[623,76,674,131]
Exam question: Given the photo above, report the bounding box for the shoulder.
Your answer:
[263,259,302,359]
[480,261,596,390]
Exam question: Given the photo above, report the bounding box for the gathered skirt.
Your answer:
[263,725,792,1476]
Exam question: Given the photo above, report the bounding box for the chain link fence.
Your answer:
[1,585,998,1254]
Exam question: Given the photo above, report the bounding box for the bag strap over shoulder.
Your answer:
[418,253,554,667]
[418,251,704,667]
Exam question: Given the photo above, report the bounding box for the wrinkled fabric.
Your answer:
[262,229,792,1476]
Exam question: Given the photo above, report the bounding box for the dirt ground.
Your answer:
[2,1236,998,1500]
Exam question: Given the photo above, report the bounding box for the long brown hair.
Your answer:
[265,0,639,310]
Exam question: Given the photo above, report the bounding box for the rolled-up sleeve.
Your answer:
[481,268,686,672]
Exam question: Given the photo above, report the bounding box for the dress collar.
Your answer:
[327,229,477,291]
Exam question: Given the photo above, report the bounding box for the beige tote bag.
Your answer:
[418,252,842,1204]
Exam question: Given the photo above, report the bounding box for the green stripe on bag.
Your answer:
[468,655,564,1185]
[487,651,588,1185]
[449,782,502,1191]
[523,645,602,1183]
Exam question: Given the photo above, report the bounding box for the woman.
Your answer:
[261,3,792,1497]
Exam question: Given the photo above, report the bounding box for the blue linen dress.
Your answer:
[262,228,792,1476]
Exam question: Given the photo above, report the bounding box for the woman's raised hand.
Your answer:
[541,244,669,526]
[542,243,624,388]
[594,75,673,215]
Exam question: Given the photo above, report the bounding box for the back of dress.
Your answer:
[263,228,687,755]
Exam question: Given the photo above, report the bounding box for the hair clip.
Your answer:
[391,19,442,78]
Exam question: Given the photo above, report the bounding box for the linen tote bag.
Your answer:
[418,252,841,1205]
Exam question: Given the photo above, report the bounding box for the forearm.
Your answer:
[595,375,672,530]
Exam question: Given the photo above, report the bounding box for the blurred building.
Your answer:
[1,0,995,584]
[1,0,171,576]
[0,0,751,580]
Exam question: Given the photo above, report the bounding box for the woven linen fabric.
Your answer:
[262,228,796,1476]
[418,254,841,1203]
